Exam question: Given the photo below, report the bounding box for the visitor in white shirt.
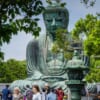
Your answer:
[32,85,42,100]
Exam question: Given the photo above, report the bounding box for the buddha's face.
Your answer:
[43,10,69,38]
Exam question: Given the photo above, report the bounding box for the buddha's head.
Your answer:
[43,0,69,39]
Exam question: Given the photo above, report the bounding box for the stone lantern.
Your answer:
[65,50,89,100]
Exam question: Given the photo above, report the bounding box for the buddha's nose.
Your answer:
[51,18,56,26]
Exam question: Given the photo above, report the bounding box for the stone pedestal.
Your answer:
[66,80,84,100]
[65,51,89,100]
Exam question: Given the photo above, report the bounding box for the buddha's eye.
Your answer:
[56,18,62,22]
[46,19,52,22]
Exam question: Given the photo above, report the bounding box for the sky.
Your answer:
[1,0,100,61]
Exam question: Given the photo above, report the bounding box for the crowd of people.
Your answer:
[1,84,67,100]
[1,84,100,100]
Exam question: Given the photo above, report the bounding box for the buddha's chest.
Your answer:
[45,40,65,68]
[45,46,66,76]
[46,50,64,63]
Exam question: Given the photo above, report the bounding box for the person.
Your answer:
[56,87,64,100]
[47,88,57,100]
[12,87,21,100]
[81,87,86,96]
[18,96,24,100]
[42,83,50,99]
[2,85,10,100]
[97,91,100,100]
[44,83,50,94]
[32,85,41,100]
[7,90,12,100]
[41,88,46,100]
[0,93,2,100]
[23,85,32,100]
[26,89,33,100]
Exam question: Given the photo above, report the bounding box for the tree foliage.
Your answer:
[0,59,27,83]
[0,0,44,59]
[80,0,96,8]
[72,14,100,82]
[85,58,100,82]
[52,28,72,60]
[72,14,100,56]
[0,0,97,60]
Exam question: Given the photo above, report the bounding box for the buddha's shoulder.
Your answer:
[27,34,46,46]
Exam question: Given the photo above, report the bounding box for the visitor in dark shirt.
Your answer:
[2,85,9,100]
[8,90,12,100]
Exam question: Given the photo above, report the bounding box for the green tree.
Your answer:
[85,57,100,82]
[0,0,97,60]
[52,28,72,60]
[0,0,44,59]
[72,14,100,56]
[72,14,100,82]
[0,59,27,83]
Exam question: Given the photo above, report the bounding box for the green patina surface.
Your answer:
[65,51,88,100]
[10,0,70,93]
[10,1,89,99]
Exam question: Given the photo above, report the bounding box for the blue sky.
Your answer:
[2,0,100,61]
